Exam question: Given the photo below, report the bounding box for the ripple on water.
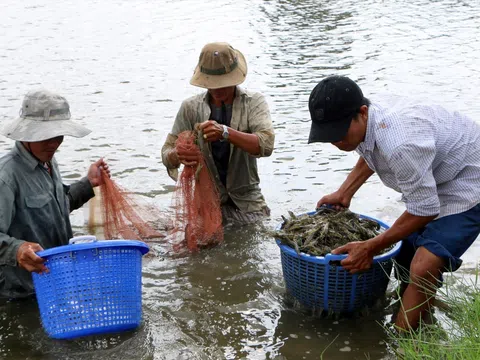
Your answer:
[1,0,480,359]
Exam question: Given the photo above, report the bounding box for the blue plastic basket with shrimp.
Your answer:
[276,211,401,313]
[32,236,149,339]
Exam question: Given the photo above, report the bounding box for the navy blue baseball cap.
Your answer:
[308,75,364,143]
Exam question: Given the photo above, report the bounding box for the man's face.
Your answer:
[208,86,235,103]
[331,106,368,152]
[27,136,64,162]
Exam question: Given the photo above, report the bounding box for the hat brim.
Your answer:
[308,116,353,144]
[190,49,247,89]
[0,117,92,142]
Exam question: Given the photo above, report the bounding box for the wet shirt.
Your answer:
[0,142,95,298]
[356,96,480,218]
[209,102,232,187]
[161,86,275,213]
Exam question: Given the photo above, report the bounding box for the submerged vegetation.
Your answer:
[272,207,382,256]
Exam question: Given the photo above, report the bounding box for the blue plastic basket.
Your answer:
[32,237,149,339]
[276,211,401,313]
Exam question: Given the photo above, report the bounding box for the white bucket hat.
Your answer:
[0,89,91,142]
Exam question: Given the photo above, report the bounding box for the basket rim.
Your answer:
[36,239,150,258]
[275,210,402,264]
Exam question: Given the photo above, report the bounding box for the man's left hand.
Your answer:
[331,241,375,273]
[88,158,111,187]
[199,120,225,142]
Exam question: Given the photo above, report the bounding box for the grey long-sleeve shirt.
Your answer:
[0,142,95,299]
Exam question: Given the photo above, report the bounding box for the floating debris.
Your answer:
[271,207,384,257]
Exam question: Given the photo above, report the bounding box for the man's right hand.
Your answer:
[317,190,352,211]
[170,148,199,167]
[16,242,48,273]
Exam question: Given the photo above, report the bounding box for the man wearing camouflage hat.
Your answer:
[0,89,110,299]
[162,42,275,224]
[308,75,480,331]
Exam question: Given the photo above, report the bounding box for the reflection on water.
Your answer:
[143,225,283,359]
[271,307,392,360]
[0,299,154,360]
[1,0,480,358]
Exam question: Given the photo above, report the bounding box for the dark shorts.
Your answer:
[395,203,480,281]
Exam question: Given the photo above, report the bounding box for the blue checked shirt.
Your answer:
[356,96,480,218]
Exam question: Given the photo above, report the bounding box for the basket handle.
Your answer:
[69,236,97,244]
[324,253,347,262]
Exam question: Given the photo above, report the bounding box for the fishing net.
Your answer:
[98,170,165,241]
[171,130,223,251]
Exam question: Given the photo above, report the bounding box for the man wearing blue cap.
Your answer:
[308,75,480,330]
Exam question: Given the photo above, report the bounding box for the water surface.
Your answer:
[1,0,479,358]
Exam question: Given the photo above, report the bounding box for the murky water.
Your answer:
[1,0,480,358]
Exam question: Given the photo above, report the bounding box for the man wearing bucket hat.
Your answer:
[308,75,480,330]
[162,42,274,224]
[0,89,110,299]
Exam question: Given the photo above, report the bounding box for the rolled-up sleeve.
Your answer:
[161,100,197,181]
[161,133,179,181]
[0,179,25,266]
[390,143,440,216]
[248,94,275,157]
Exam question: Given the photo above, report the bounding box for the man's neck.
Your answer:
[209,89,236,107]
[211,99,233,107]
[21,142,41,163]
[21,142,51,165]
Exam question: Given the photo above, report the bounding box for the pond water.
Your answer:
[1,0,480,358]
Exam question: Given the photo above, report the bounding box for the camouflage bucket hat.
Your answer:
[0,89,91,142]
[190,42,248,89]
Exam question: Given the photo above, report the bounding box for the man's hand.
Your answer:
[317,190,352,210]
[173,146,200,167]
[199,120,224,142]
[17,242,48,273]
[331,241,375,273]
[88,158,110,187]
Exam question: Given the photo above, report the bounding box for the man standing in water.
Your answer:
[0,89,110,299]
[308,75,480,330]
[162,42,274,224]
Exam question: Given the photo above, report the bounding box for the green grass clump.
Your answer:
[389,272,480,359]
